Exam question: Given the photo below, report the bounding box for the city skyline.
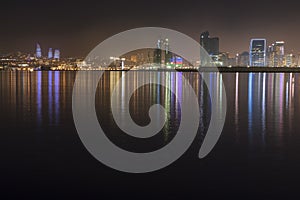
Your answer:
[2,2,300,197]
[1,34,298,59]
[1,0,300,57]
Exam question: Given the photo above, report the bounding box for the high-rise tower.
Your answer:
[36,43,42,58]
[268,41,285,67]
[200,31,219,55]
[48,48,53,59]
[54,49,60,60]
[249,39,266,67]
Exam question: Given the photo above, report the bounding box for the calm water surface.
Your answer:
[1,71,300,199]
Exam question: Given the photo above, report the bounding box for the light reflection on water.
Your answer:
[2,71,300,198]
[0,71,299,154]
[243,73,296,149]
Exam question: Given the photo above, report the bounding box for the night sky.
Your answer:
[1,0,300,57]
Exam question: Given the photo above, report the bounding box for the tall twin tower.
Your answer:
[36,43,60,60]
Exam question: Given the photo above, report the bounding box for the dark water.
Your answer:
[1,71,300,199]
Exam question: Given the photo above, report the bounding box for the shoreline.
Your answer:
[2,66,300,73]
[196,67,300,73]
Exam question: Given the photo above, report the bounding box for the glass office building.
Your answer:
[249,39,266,67]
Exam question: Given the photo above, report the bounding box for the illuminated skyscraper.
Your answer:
[249,39,266,67]
[155,39,170,66]
[36,43,42,58]
[285,53,296,67]
[268,41,285,67]
[54,49,60,60]
[155,39,162,64]
[48,48,53,59]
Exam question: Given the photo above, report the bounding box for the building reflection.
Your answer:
[37,71,42,125]
[98,71,226,147]
[235,73,240,137]
[1,70,298,153]
[242,72,296,150]
[0,71,74,128]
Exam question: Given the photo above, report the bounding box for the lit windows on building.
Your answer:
[249,39,266,67]
[268,41,285,67]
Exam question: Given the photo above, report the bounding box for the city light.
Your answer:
[1,34,300,72]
